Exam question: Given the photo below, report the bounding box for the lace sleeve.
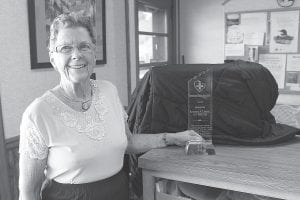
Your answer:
[19,118,48,160]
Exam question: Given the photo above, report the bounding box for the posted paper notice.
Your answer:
[270,11,299,53]
[259,54,286,89]
[287,54,300,71]
[225,43,244,57]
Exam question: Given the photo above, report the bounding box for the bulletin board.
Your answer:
[225,8,300,94]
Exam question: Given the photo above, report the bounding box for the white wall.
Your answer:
[179,0,225,64]
[0,0,128,139]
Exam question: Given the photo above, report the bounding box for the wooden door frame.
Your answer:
[0,90,11,200]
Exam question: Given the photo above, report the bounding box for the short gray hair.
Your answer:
[48,12,96,51]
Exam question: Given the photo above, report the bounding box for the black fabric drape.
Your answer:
[127,60,300,198]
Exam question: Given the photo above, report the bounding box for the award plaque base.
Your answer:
[185,140,216,155]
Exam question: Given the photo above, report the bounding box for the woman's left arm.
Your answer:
[125,123,202,154]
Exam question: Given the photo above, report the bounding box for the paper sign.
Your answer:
[259,54,286,89]
[225,44,244,57]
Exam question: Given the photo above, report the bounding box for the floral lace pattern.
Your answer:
[45,80,108,141]
[19,120,48,160]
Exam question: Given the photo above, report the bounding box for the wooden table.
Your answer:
[138,136,300,200]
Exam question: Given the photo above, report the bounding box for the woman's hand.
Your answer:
[125,121,204,154]
[167,130,203,146]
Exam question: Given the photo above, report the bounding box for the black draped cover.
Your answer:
[126,60,299,198]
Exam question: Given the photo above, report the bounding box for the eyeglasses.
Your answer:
[54,42,95,54]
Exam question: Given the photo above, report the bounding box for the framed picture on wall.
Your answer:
[28,0,106,69]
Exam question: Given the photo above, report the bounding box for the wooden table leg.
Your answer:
[143,170,156,200]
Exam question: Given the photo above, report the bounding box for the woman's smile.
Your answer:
[68,64,87,69]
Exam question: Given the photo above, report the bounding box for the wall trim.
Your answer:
[6,136,19,149]
[0,92,12,200]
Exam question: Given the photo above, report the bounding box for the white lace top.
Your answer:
[19,80,128,184]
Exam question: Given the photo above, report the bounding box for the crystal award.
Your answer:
[185,69,215,155]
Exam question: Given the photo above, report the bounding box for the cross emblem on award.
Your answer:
[194,80,205,93]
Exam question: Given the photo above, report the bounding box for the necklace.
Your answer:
[59,83,93,111]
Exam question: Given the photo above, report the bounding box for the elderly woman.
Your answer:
[18,13,201,200]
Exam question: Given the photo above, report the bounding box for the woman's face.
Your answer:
[50,27,95,84]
